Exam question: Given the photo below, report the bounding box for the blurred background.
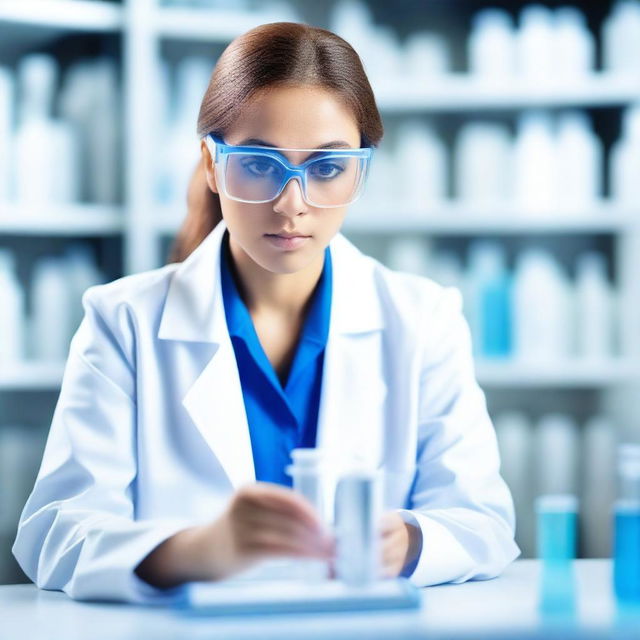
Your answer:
[0,0,639,582]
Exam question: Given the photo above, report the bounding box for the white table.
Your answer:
[0,560,638,639]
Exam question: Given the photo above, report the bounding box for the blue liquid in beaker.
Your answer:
[614,507,640,603]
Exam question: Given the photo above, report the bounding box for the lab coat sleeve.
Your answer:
[397,286,521,587]
[12,286,194,603]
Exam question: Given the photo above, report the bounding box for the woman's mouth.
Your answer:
[264,233,311,251]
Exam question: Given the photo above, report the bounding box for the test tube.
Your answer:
[333,468,382,586]
[285,448,329,581]
[613,443,640,603]
[535,494,579,563]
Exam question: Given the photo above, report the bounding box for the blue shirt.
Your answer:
[219,231,332,487]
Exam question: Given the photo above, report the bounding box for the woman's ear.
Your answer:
[200,139,218,194]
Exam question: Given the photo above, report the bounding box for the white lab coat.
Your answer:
[12,219,520,603]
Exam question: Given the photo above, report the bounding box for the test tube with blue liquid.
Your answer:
[535,494,578,619]
[613,444,640,604]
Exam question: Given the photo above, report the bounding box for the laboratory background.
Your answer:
[0,0,639,585]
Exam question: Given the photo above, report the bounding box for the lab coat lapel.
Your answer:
[316,236,387,521]
[158,220,255,490]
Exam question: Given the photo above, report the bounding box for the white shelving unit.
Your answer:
[1,0,639,410]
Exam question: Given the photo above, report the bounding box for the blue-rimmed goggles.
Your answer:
[203,133,373,208]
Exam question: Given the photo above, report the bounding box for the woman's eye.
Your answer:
[242,158,279,177]
[310,161,344,180]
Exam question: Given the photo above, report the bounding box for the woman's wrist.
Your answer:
[135,524,220,589]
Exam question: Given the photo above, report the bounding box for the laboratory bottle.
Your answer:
[285,448,330,581]
[30,256,74,361]
[465,242,511,358]
[385,237,430,277]
[534,414,580,498]
[0,249,25,364]
[0,66,13,202]
[555,111,602,208]
[602,1,640,74]
[333,468,382,586]
[59,58,120,204]
[64,244,104,334]
[15,54,79,205]
[404,31,450,81]
[396,119,447,210]
[494,411,535,557]
[429,251,464,291]
[512,248,574,362]
[454,121,512,204]
[581,416,616,558]
[514,111,557,212]
[613,443,640,603]
[575,253,614,360]
[535,494,579,563]
[468,8,515,79]
[553,6,595,79]
[610,105,640,205]
[517,5,555,81]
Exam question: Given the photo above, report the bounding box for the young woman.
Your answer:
[13,22,519,603]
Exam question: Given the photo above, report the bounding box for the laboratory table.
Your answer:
[1,560,639,639]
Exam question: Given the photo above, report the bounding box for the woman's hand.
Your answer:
[378,511,422,579]
[135,482,335,588]
[205,482,335,580]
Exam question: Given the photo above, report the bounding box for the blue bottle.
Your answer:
[613,444,640,603]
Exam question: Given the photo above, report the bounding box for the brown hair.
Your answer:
[167,21,384,264]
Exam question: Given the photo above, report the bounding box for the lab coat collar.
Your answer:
[158,218,384,343]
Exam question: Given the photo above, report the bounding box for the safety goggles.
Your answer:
[203,133,373,208]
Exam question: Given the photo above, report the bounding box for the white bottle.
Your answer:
[395,119,447,210]
[494,411,535,557]
[553,6,595,79]
[0,66,13,202]
[555,111,602,209]
[610,104,640,204]
[514,111,557,213]
[534,413,580,496]
[575,252,614,360]
[15,54,79,205]
[30,256,74,361]
[602,0,640,74]
[64,244,104,334]
[512,248,574,362]
[385,237,431,276]
[285,448,330,581]
[455,122,513,204]
[0,249,25,364]
[59,58,120,204]
[468,8,516,79]
[580,415,617,557]
[517,5,555,82]
[404,31,450,81]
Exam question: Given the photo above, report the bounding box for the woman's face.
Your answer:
[200,85,362,275]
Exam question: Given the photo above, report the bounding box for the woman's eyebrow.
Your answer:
[238,137,353,149]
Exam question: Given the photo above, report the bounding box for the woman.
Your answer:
[12,22,519,603]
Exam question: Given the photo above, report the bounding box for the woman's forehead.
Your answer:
[227,85,360,149]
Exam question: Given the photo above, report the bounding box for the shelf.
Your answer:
[476,359,640,388]
[153,6,295,42]
[0,0,122,31]
[343,202,636,235]
[375,73,640,112]
[0,362,65,391]
[0,204,123,236]
[0,0,122,56]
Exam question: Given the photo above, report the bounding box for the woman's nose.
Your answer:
[272,177,307,216]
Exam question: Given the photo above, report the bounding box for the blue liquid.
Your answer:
[537,511,577,562]
[614,507,640,603]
